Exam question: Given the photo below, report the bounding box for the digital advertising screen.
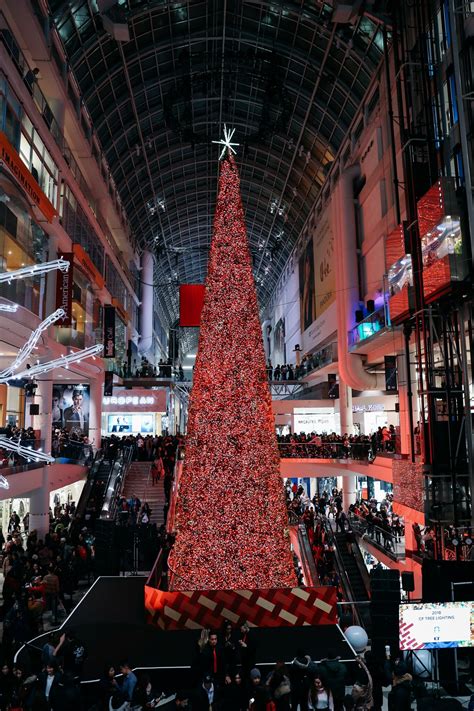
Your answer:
[400,602,474,650]
[107,414,154,435]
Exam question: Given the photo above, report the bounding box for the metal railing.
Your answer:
[278,440,374,460]
[100,446,134,520]
[348,512,406,560]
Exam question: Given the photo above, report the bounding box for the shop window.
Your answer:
[0,202,18,239]
[4,103,20,148]
[448,73,459,125]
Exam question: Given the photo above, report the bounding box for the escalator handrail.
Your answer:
[296,523,320,586]
[322,518,366,628]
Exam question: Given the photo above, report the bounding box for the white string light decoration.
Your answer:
[0,308,66,381]
[0,436,54,464]
[0,304,19,313]
[0,258,70,285]
[0,475,8,490]
[4,343,104,383]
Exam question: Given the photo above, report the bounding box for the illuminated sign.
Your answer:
[103,395,155,405]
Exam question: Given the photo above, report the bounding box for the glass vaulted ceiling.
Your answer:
[48,0,384,326]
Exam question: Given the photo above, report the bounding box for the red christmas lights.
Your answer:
[171,153,297,590]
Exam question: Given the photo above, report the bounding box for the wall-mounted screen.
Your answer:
[400,602,474,650]
[107,414,154,435]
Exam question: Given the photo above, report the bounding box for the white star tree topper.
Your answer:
[212,124,239,160]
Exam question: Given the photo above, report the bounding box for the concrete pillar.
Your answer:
[343,473,357,508]
[139,251,154,358]
[396,353,412,456]
[33,379,53,453]
[339,381,353,435]
[29,467,50,540]
[88,372,104,451]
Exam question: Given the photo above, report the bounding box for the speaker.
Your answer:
[29,404,40,416]
[371,569,401,655]
[366,299,375,313]
[355,309,364,323]
[401,571,415,592]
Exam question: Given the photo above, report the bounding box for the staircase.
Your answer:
[121,461,166,526]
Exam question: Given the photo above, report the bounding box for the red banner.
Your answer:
[179,284,205,327]
[55,253,74,326]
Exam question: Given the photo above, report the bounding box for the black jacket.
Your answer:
[387,674,412,711]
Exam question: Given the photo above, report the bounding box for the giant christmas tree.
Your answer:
[171,148,296,590]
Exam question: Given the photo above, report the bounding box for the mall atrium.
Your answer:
[0,0,473,708]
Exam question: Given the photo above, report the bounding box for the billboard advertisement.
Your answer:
[400,602,474,650]
[299,211,337,353]
[314,216,335,321]
[52,383,90,437]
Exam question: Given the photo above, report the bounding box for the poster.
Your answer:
[52,383,90,437]
[299,238,316,332]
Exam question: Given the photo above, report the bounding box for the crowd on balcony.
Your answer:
[277,426,396,460]
[266,350,331,382]
[118,356,181,380]
[51,430,94,464]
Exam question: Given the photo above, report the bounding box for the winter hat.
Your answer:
[250,668,261,680]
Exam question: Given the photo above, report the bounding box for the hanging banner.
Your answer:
[103,305,116,358]
[384,355,398,392]
[55,253,74,326]
[0,131,57,223]
[104,370,114,397]
[327,373,339,399]
[179,284,205,327]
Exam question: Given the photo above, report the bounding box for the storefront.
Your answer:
[101,388,167,436]
[0,480,85,535]
[350,394,399,435]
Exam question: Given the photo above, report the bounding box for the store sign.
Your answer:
[352,404,385,412]
[55,253,74,326]
[0,131,57,223]
[179,284,206,327]
[103,305,116,358]
[103,395,155,405]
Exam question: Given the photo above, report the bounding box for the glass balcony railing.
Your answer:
[348,305,390,348]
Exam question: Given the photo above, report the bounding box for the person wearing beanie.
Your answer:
[247,668,267,711]
[387,661,412,711]
[317,649,347,711]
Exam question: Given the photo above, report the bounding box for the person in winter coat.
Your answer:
[268,668,291,710]
[387,662,412,711]
[317,651,347,711]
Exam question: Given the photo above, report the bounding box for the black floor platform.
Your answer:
[18,577,356,681]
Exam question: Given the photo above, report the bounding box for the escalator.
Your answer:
[334,531,370,601]
[323,522,372,631]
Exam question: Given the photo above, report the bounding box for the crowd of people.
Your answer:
[277,426,396,461]
[0,501,95,651]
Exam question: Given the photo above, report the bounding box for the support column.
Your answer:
[29,467,50,540]
[343,473,357,508]
[139,251,154,358]
[33,379,53,453]
[339,381,353,435]
[88,373,104,451]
